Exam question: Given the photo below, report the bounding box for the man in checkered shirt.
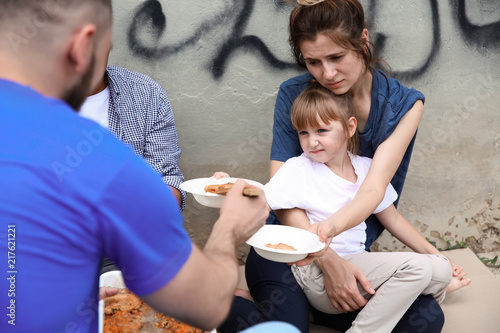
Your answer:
[80,64,186,210]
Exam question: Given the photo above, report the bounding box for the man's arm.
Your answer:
[169,185,183,207]
[107,67,187,210]
[142,180,269,330]
[144,87,186,209]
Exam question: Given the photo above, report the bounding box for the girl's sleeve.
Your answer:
[373,183,398,214]
[264,159,303,210]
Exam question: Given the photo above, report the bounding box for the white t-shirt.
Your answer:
[265,153,398,257]
[78,86,110,128]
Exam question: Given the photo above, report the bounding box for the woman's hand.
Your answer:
[313,249,374,313]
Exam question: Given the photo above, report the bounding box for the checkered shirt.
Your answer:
[105,66,186,210]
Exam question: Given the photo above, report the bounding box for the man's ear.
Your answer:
[67,24,96,74]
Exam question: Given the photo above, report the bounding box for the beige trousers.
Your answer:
[292,252,452,333]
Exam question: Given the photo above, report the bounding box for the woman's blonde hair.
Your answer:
[291,81,359,154]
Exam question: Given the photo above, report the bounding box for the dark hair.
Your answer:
[291,80,359,154]
[289,0,383,73]
[0,0,112,24]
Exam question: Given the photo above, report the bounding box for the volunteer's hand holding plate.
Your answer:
[246,225,325,263]
[180,177,264,208]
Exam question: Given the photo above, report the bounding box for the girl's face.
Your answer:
[300,33,366,96]
[298,116,356,167]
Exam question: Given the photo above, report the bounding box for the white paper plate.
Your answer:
[246,225,325,263]
[180,177,264,208]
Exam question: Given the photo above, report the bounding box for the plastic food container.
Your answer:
[99,270,216,333]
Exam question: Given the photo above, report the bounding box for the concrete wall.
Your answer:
[109,0,500,264]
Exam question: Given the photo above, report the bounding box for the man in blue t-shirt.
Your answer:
[0,2,270,332]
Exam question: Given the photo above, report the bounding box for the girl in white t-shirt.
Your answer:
[264,81,470,333]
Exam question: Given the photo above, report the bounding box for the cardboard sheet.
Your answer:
[239,248,499,332]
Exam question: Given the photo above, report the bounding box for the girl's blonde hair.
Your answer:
[291,81,359,154]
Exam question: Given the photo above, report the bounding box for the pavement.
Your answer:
[237,248,500,332]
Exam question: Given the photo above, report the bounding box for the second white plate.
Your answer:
[180,177,264,208]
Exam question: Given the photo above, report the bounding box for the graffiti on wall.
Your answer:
[452,0,500,51]
[128,0,295,79]
[127,0,499,81]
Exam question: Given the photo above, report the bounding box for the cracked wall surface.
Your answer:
[109,1,500,267]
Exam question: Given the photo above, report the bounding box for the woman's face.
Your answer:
[300,34,366,95]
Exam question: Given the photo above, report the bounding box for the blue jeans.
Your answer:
[219,248,445,333]
[241,322,300,333]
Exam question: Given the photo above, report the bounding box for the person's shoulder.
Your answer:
[279,72,313,91]
[283,153,317,171]
[106,66,164,91]
[270,154,310,185]
[275,72,313,108]
[76,117,138,156]
[372,69,425,105]
[372,69,404,93]
[350,154,372,170]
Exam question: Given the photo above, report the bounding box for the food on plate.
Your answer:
[156,313,203,332]
[104,311,142,332]
[265,243,298,251]
[204,183,234,195]
[103,288,203,333]
[105,290,142,315]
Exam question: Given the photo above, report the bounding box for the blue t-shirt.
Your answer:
[270,70,425,247]
[0,79,192,332]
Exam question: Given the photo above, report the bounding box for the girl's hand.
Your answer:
[309,219,335,244]
[212,171,230,179]
[292,222,334,266]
